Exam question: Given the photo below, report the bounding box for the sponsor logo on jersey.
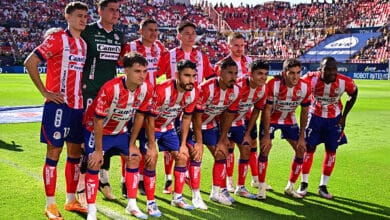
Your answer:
[69,55,86,63]
[100,53,120,60]
[97,44,121,53]
[53,131,61,140]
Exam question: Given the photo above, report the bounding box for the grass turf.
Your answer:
[0,74,389,219]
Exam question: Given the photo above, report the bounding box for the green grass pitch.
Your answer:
[0,74,389,219]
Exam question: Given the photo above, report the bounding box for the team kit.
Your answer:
[23,1,358,220]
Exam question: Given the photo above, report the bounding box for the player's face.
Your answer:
[321,59,337,84]
[178,68,197,91]
[220,65,238,89]
[229,38,245,58]
[178,26,196,47]
[251,68,268,87]
[126,63,147,86]
[99,2,120,26]
[284,66,301,87]
[66,9,88,33]
[141,23,158,45]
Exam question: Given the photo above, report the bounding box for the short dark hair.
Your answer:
[220,57,237,70]
[98,0,119,10]
[283,59,301,72]
[177,21,196,33]
[228,32,245,44]
[177,60,197,73]
[251,60,269,72]
[122,52,148,68]
[140,18,157,29]
[320,56,336,67]
[65,1,88,14]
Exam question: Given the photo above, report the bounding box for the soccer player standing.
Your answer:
[297,56,358,199]
[80,0,125,201]
[257,59,311,200]
[24,2,89,219]
[119,18,166,197]
[228,60,268,200]
[83,52,154,220]
[157,20,215,193]
[194,57,241,206]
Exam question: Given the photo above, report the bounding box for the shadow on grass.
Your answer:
[0,139,23,152]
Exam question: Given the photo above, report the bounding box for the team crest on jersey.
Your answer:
[114,34,119,41]
[228,93,235,101]
[53,131,61,140]
[139,92,146,100]
[334,88,341,96]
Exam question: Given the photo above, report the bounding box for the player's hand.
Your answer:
[190,142,203,162]
[296,137,306,153]
[214,140,228,159]
[88,150,103,168]
[43,90,64,104]
[178,144,189,161]
[144,142,158,166]
[260,136,272,152]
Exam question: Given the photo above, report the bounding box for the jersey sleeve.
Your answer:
[156,50,170,78]
[254,87,267,110]
[344,76,357,96]
[150,84,165,116]
[34,32,63,61]
[195,83,209,112]
[203,54,216,80]
[300,81,311,107]
[266,80,275,105]
[183,88,199,115]
[94,86,114,118]
[137,83,154,114]
[227,86,241,113]
[117,42,131,67]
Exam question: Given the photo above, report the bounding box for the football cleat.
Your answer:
[147,201,162,217]
[98,181,116,200]
[171,196,195,210]
[126,205,148,219]
[64,199,87,213]
[256,184,267,200]
[45,204,63,220]
[162,180,172,194]
[297,182,308,196]
[284,185,303,199]
[318,185,333,199]
[234,186,257,199]
[221,188,235,203]
[192,195,208,210]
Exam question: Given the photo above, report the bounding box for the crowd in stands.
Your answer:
[0,0,389,66]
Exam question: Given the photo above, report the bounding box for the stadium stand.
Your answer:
[0,0,389,65]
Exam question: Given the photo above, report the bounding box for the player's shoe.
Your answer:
[98,181,116,200]
[162,180,172,194]
[64,199,87,213]
[147,201,162,217]
[297,182,308,196]
[171,196,195,210]
[192,195,208,210]
[251,180,273,191]
[318,185,333,199]
[284,185,303,199]
[76,189,87,208]
[209,191,232,206]
[234,186,257,199]
[126,204,148,219]
[121,181,128,199]
[45,204,63,220]
[138,180,146,196]
[221,188,235,203]
[256,183,267,200]
[226,177,235,193]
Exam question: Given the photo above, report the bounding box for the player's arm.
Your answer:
[340,88,358,129]
[144,114,157,165]
[297,105,309,151]
[88,116,104,168]
[24,53,64,104]
[179,113,192,160]
[260,103,272,150]
[243,107,260,144]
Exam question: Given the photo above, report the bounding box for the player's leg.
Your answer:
[284,125,304,199]
[162,151,174,194]
[256,123,274,200]
[226,141,235,192]
[98,151,116,200]
[187,138,207,210]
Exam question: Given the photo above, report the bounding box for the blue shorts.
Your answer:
[228,126,245,145]
[40,102,83,147]
[260,123,299,141]
[139,128,180,153]
[245,120,257,139]
[305,114,346,151]
[202,127,220,147]
[83,128,129,156]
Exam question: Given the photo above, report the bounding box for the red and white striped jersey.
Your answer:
[196,77,241,130]
[232,76,267,127]
[150,79,199,132]
[34,29,87,109]
[157,46,214,84]
[121,38,165,86]
[214,55,252,77]
[302,71,357,118]
[266,77,311,125]
[83,76,153,135]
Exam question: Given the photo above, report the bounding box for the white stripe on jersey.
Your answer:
[103,84,120,132]
[60,34,70,104]
[74,38,83,109]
